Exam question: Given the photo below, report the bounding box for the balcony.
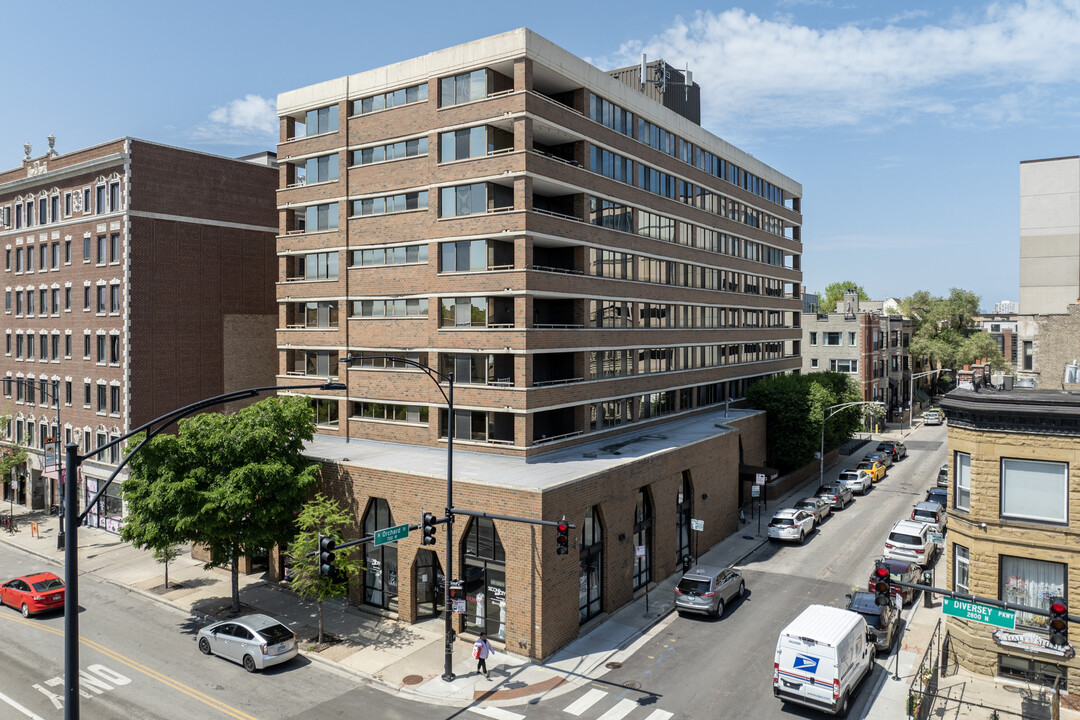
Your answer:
[533,298,579,329]
[532,352,580,387]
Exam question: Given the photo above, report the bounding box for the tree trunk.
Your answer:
[317,600,324,645]
[231,549,240,614]
[164,559,169,590]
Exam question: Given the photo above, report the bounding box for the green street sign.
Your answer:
[943,597,1016,629]
[373,523,409,547]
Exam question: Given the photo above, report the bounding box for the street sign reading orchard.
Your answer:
[943,597,1016,629]
[373,523,409,547]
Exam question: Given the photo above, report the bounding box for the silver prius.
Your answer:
[197,613,299,672]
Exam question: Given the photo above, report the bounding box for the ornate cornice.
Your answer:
[941,388,1080,436]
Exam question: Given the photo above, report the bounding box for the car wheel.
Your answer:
[21,604,30,618]
[714,599,725,618]
[243,654,257,673]
[738,581,745,597]
[836,692,849,717]
[198,637,212,655]
[799,531,806,545]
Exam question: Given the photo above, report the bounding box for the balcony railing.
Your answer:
[532,207,581,222]
[532,376,583,387]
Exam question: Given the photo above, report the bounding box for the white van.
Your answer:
[773,605,876,716]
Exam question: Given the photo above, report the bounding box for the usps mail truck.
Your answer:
[773,604,875,716]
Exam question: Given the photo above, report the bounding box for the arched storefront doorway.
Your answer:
[363,498,398,612]
[414,548,444,619]
[462,517,506,640]
[633,487,653,590]
[579,505,603,624]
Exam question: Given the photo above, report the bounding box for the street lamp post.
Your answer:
[61,380,343,720]
[819,401,886,487]
[338,355,458,682]
[3,379,63,547]
[908,368,952,431]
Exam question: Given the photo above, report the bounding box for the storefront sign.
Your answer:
[943,597,1015,629]
[634,545,646,558]
[992,628,1075,659]
[690,518,704,531]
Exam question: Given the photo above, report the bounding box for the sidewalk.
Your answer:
[6,421,1064,715]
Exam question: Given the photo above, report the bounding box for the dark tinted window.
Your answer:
[233,626,254,641]
[772,518,794,526]
[889,532,923,545]
[258,623,294,644]
[848,593,882,614]
[32,577,64,592]
[913,510,938,522]
[677,578,711,594]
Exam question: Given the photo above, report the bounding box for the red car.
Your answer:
[1,572,66,617]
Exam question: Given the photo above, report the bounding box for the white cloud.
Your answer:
[600,1,1080,132]
[189,94,277,144]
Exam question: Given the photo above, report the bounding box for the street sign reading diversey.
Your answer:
[373,523,409,547]
[943,597,1016,629]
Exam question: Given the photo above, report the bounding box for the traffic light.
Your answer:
[318,534,337,578]
[873,561,891,607]
[556,520,569,555]
[421,512,438,546]
[1049,597,1068,646]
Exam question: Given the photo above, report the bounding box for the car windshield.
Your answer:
[32,578,64,592]
[257,623,294,644]
[848,594,882,615]
[677,578,711,594]
[889,532,923,545]
[817,487,836,496]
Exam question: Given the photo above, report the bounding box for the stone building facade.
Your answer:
[941,387,1080,692]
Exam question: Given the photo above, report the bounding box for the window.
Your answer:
[810,358,818,368]
[50,288,59,314]
[15,248,22,273]
[83,334,90,359]
[829,359,858,373]
[440,69,491,107]
[84,382,91,406]
[462,516,507,639]
[588,145,634,184]
[64,240,71,264]
[579,506,604,624]
[362,498,398,611]
[351,244,428,267]
[97,334,106,362]
[303,154,338,183]
[109,181,120,211]
[953,544,969,595]
[51,334,59,360]
[64,288,70,311]
[26,334,33,359]
[675,472,693,564]
[589,197,632,233]
[26,289,34,315]
[83,188,91,214]
[352,191,428,216]
[96,236,106,264]
[439,183,512,217]
[109,334,120,363]
[588,93,633,136]
[633,488,653,590]
[64,381,71,405]
[110,386,120,414]
[96,185,106,213]
[1001,556,1065,630]
[354,82,428,114]
[848,332,857,345]
[83,285,90,310]
[311,398,338,426]
[304,105,338,136]
[64,192,72,217]
[1023,341,1033,371]
[1000,458,1067,523]
[97,384,107,412]
[38,197,47,225]
[297,350,334,376]
[955,452,970,511]
[25,248,33,272]
[64,334,71,358]
[97,286,107,313]
[355,137,428,166]
[300,252,338,280]
[40,245,48,270]
[51,242,59,269]
[824,332,841,346]
[303,203,339,231]
[351,401,429,424]
[300,301,338,328]
[110,285,120,313]
[51,195,59,222]
[439,126,510,162]
[351,298,428,318]
[109,233,120,262]
[83,236,90,262]
[440,239,512,273]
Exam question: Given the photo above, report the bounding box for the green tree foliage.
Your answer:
[287,494,364,644]
[123,396,320,613]
[817,282,870,313]
[0,411,28,486]
[746,372,863,471]
[900,288,1006,371]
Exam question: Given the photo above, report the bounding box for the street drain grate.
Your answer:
[401,675,424,686]
[622,681,641,690]
[605,661,622,669]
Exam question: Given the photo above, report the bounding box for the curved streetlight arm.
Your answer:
[819,401,886,488]
[339,355,452,407]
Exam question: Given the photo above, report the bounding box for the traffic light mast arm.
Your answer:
[887,578,1079,623]
[450,508,576,529]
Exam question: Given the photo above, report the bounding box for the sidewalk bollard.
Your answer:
[30,521,39,539]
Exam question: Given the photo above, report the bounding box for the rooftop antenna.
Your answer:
[639,54,693,99]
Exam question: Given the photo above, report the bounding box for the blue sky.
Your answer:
[7,0,1080,312]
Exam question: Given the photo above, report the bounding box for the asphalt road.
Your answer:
[499,424,949,720]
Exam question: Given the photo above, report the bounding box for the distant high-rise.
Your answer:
[993,300,1017,314]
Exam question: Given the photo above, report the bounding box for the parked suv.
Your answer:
[863,451,893,468]
[866,558,920,607]
[839,469,873,495]
[768,509,815,544]
[674,565,745,618]
[876,441,907,462]
[846,591,899,652]
[911,501,947,534]
[884,520,938,567]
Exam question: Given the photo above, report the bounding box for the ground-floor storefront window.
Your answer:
[363,498,398,612]
[463,517,506,640]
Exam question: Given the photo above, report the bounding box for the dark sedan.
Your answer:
[866,558,920,606]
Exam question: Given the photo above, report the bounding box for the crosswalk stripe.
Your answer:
[563,688,608,716]
[643,711,674,720]
[596,699,639,720]
[468,706,526,720]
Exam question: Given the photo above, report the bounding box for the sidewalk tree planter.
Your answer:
[287,493,365,644]
[122,396,321,613]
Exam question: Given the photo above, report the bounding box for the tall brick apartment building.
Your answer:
[1,138,278,534]
[275,28,802,658]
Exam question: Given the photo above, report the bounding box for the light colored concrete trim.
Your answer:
[125,210,276,234]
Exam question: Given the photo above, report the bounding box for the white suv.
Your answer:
[768,509,815,544]
[838,469,872,495]
[884,520,938,567]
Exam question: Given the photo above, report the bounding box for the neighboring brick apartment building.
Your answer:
[274,28,802,658]
[941,383,1079,693]
[802,291,915,421]
[1,137,278,535]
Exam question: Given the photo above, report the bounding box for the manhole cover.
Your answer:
[401,675,424,686]
[606,661,622,669]
[623,681,641,690]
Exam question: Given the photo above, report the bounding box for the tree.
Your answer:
[152,544,183,589]
[817,282,870,313]
[287,494,364,644]
[0,412,28,491]
[746,373,862,471]
[123,396,321,613]
[900,288,1006,371]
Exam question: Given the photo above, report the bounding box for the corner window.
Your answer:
[1000,458,1067,524]
[1023,341,1033,371]
[304,105,338,136]
[1001,555,1065,630]
[440,69,491,107]
[954,452,970,511]
[304,203,339,232]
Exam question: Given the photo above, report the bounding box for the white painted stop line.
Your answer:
[0,690,45,720]
[468,706,526,720]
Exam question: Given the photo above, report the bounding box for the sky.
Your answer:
[6,0,1080,312]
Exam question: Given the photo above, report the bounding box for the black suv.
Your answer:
[876,441,907,462]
